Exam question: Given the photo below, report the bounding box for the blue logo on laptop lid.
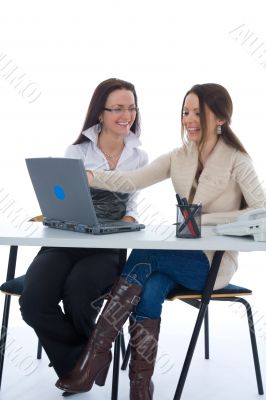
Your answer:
[54,185,65,200]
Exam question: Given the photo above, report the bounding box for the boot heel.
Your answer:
[95,364,109,386]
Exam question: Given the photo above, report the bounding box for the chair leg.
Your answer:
[0,295,12,388]
[111,330,121,400]
[237,298,264,395]
[173,250,224,400]
[37,339,42,360]
[173,302,208,400]
[212,296,264,395]
[0,246,18,389]
[204,307,209,359]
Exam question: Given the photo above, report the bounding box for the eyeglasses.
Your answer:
[103,107,138,115]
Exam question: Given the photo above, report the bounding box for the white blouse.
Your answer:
[65,124,148,221]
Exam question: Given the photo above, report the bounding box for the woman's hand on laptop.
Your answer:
[121,216,136,223]
[86,170,94,185]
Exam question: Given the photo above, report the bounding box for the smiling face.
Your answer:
[100,89,137,138]
[182,93,222,144]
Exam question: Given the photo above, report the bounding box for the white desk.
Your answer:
[1,222,266,251]
[0,222,266,399]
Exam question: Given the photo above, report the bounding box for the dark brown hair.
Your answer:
[74,78,140,144]
[181,83,248,154]
[181,83,249,208]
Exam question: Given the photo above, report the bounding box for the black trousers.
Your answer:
[19,247,123,377]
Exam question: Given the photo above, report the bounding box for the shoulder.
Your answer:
[217,138,250,161]
[124,132,149,167]
[205,138,247,169]
[232,148,251,163]
[230,145,252,171]
[124,131,143,153]
[231,149,254,181]
[169,143,196,160]
[136,148,149,166]
[64,142,90,158]
[65,125,99,158]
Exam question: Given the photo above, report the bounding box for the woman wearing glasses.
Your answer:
[56,83,266,399]
[19,78,148,387]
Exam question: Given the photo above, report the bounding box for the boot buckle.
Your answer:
[131,296,140,306]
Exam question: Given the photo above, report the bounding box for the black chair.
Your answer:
[121,252,264,398]
[0,248,128,400]
[168,283,264,398]
[0,274,42,388]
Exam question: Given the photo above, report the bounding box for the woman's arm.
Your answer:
[123,192,141,222]
[233,152,266,208]
[87,152,172,193]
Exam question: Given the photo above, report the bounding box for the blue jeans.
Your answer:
[121,249,210,320]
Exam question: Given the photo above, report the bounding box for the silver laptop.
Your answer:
[26,157,145,235]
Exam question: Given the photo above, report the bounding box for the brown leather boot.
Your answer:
[55,277,142,393]
[129,318,161,400]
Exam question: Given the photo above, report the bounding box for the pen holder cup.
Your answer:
[176,204,202,238]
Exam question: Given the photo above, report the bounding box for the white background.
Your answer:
[0,0,266,223]
[0,2,266,398]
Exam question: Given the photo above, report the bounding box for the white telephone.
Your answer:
[214,208,266,241]
[236,208,266,222]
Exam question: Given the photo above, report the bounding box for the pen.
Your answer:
[181,198,200,237]
[176,193,183,205]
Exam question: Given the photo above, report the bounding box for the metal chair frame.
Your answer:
[121,251,264,398]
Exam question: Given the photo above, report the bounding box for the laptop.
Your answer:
[26,157,145,235]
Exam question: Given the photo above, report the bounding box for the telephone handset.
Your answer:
[236,208,266,222]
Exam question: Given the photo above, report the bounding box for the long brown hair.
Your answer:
[181,83,248,154]
[74,78,140,144]
[181,83,249,208]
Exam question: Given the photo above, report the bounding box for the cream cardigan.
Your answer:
[91,138,266,289]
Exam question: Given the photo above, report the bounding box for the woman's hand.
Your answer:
[86,170,94,185]
[121,216,136,223]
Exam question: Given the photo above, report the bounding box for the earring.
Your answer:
[217,125,222,135]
